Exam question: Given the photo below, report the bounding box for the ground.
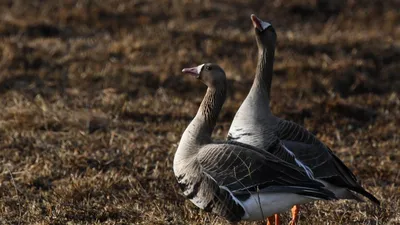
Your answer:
[0,0,399,224]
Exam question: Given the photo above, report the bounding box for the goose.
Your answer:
[228,14,380,225]
[173,63,336,223]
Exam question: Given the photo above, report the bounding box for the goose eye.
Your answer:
[205,66,212,71]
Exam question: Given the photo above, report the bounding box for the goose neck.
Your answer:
[252,48,274,99]
[179,85,226,148]
[195,86,226,138]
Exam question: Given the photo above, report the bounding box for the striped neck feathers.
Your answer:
[251,47,275,101]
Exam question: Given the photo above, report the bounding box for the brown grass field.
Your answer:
[0,0,399,224]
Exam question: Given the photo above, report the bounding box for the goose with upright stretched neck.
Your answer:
[228,14,380,225]
[173,63,336,223]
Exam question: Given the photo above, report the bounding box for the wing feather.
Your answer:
[277,119,380,205]
[197,141,333,200]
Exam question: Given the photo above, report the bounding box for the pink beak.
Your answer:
[251,14,263,31]
[182,67,199,76]
[182,64,204,77]
[250,14,271,32]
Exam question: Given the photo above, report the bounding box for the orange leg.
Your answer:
[266,214,280,225]
[289,205,300,225]
[275,214,280,225]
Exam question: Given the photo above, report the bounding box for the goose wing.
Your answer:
[277,119,380,204]
[197,141,335,199]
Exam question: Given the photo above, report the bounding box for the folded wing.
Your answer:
[277,119,380,205]
[197,141,335,200]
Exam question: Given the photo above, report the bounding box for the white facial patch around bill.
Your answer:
[260,20,271,31]
[196,64,205,74]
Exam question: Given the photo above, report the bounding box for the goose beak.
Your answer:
[250,14,271,32]
[182,64,204,78]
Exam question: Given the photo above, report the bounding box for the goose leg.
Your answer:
[266,214,280,225]
[289,205,300,225]
[275,214,280,225]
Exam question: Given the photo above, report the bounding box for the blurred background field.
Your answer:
[0,0,399,224]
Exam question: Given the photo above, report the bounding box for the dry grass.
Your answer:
[0,0,399,224]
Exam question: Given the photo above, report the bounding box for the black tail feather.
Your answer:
[351,187,380,206]
[329,151,380,205]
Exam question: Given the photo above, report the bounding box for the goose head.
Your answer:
[182,63,226,89]
[250,14,276,51]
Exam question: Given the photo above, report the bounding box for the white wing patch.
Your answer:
[282,144,314,179]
